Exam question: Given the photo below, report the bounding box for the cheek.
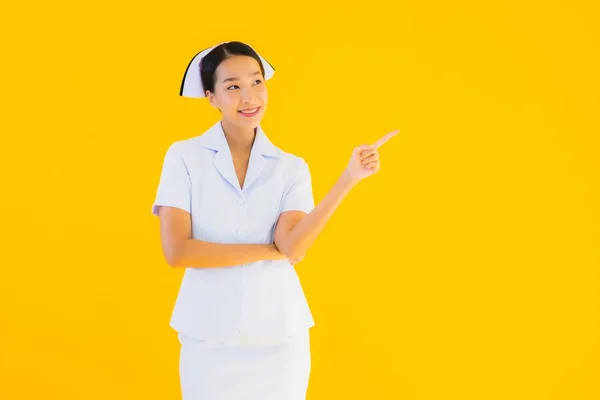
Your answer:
[257,89,268,105]
[218,93,239,111]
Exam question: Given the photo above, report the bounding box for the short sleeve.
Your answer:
[151,141,192,217]
[280,158,314,214]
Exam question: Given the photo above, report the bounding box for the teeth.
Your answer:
[240,108,258,113]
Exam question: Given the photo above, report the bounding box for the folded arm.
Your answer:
[274,170,359,260]
[158,206,286,268]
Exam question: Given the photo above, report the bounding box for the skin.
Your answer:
[272,130,399,261]
[158,54,399,268]
[206,55,268,156]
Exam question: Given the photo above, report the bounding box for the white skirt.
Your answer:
[177,329,311,400]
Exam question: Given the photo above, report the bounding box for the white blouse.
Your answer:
[152,120,316,341]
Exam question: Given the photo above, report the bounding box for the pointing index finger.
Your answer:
[371,129,400,149]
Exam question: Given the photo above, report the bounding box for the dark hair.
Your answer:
[200,41,270,95]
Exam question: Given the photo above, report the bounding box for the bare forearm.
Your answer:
[172,240,286,269]
[282,169,359,259]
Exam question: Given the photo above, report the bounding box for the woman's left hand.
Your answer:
[344,130,400,182]
[289,254,305,265]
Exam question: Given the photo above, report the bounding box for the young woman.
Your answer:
[151,41,398,400]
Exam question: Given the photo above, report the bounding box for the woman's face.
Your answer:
[206,55,268,130]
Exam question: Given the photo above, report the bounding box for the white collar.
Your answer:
[198,120,280,157]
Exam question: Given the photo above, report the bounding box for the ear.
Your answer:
[206,90,216,108]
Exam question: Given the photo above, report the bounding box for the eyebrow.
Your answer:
[221,71,262,84]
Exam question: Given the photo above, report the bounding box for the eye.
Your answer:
[227,85,239,90]
[253,79,263,85]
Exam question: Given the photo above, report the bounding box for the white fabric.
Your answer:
[152,120,315,341]
[180,42,275,98]
[178,329,311,400]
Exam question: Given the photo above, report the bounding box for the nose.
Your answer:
[240,87,255,103]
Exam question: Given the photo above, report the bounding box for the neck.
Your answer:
[221,119,256,154]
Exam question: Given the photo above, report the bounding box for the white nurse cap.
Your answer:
[179,42,276,98]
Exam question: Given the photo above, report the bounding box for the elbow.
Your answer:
[165,242,185,268]
[275,232,305,260]
[291,250,306,260]
[280,243,303,260]
[275,239,293,260]
[166,255,179,268]
[165,252,179,268]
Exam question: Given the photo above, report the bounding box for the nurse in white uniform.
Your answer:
[151,41,399,400]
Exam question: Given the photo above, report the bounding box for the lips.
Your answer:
[238,106,261,117]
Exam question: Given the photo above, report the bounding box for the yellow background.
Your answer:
[1,1,598,399]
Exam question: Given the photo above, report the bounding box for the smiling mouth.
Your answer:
[238,106,261,116]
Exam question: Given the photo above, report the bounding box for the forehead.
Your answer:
[214,55,263,81]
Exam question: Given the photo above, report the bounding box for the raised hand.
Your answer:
[344,129,400,182]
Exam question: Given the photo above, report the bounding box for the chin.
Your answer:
[236,113,264,127]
